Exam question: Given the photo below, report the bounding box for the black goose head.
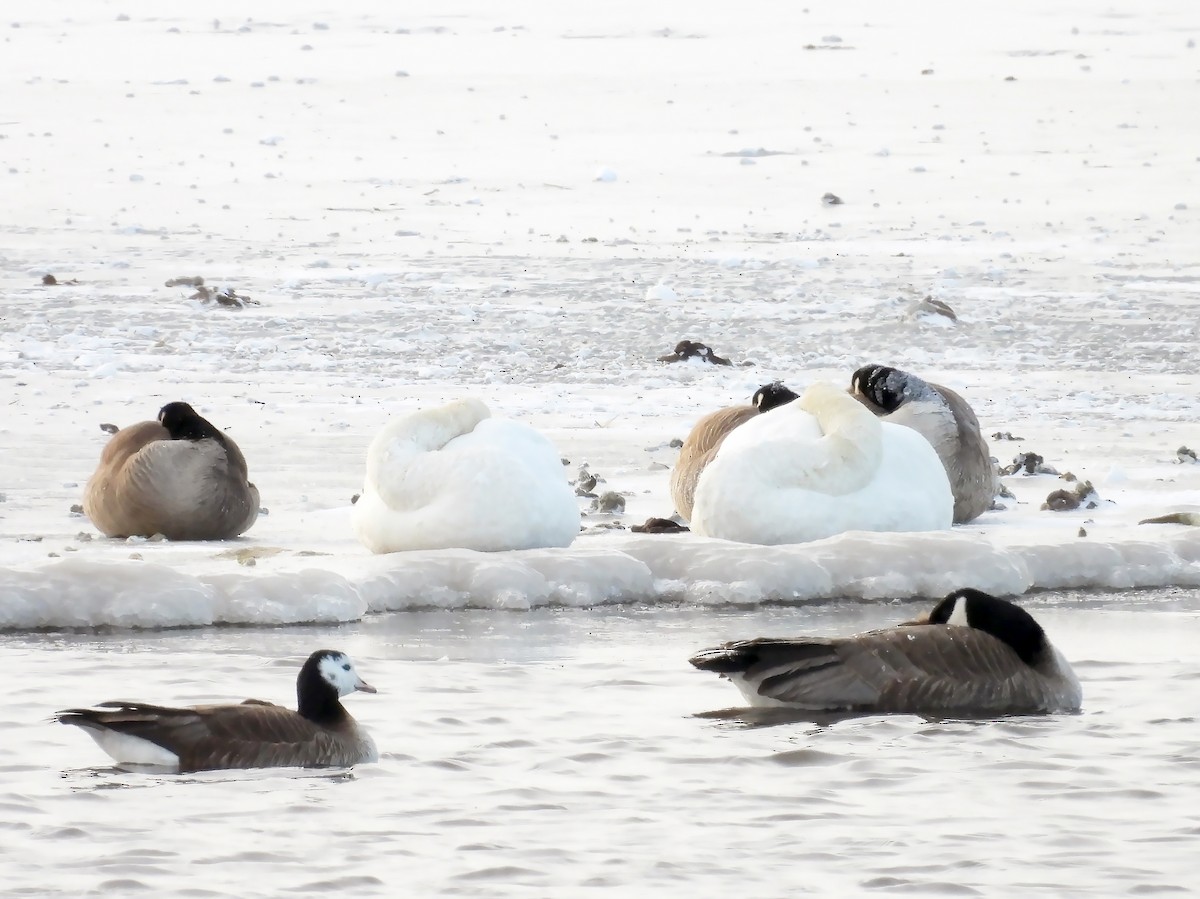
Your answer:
[158,402,225,443]
[296,649,376,722]
[928,588,1047,666]
[752,381,800,412]
[850,364,911,413]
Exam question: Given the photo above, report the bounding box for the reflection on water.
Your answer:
[61,765,361,790]
[4,588,1200,896]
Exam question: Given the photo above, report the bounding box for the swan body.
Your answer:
[353,398,580,553]
[689,381,953,545]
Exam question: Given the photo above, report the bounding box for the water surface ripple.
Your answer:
[5,591,1199,896]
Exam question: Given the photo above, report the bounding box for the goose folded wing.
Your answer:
[177,701,351,770]
[708,637,885,708]
[863,627,1046,712]
[60,700,348,771]
[698,628,1033,711]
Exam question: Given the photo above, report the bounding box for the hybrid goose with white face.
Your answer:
[689,589,1081,716]
[670,381,799,523]
[83,401,259,540]
[850,364,996,524]
[56,649,379,772]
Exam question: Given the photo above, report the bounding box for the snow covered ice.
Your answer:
[0,1,1198,630]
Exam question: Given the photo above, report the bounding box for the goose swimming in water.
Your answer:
[689,381,953,545]
[850,364,996,524]
[55,649,379,772]
[690,589,1081,715]
[83,401,259,540]
[670,382,799,523]
[353,397,580,553]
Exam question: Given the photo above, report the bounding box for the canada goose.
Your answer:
[690,588,1081,715]
[689,381,953,545]
[82,401,259,540]
[55,649,379,772]
[656,340,732,366]
[353,397,579,553]
[670,382,799,522]
[850,364,995,524]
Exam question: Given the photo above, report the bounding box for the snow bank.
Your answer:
[2,530,1198,631]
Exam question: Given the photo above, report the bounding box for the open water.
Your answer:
[4,588,1199,896]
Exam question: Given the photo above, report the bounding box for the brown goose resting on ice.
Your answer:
[83,401,259,540]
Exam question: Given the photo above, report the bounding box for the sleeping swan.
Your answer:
[83,401,259,541]
[689,381,953,545]
[353,397,580,553]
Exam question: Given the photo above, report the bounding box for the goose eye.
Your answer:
[342,663,351,671]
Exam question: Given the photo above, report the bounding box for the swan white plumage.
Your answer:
[353,398,580,553]
[689,381,954,545]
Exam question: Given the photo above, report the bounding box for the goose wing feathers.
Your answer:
[115,441,232,517]
[691,627,1042,713]
[671,405,757,522]
[86,436,259,540]
[56,701,366,771]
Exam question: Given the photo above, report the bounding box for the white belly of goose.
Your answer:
[87,728,181,769]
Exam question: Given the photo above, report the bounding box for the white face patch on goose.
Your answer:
[946,598,970,628]
[318,652,368,697]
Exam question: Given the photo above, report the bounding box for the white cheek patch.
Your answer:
[947,598,970,628]
[318,654,354,695]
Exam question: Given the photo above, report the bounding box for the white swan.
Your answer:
[353,398,580,553]
[689,381,953,545]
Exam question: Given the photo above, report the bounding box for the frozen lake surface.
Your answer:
[2,0,1200,895]
[1,1,1199,624]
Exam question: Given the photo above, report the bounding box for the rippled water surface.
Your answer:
[5,589,1200,896]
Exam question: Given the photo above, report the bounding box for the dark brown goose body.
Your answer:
[670,383,798,522]
[56,649,378,772]
[56,700,376,772]
[850,365,995,524]
[690,589,1081,715]
[83,402,259,540]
